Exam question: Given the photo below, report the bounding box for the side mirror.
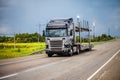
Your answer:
[70,30,73,36]
[43,30,45,36]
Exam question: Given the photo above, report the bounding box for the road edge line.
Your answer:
[87,49,120,80]
[0,73,18,80]
[0,58,71,79]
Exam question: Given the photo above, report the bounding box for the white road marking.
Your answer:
[0,73,18,80]
[0,57,45,66]
[0,58,71,79]
[87,49,120,80]
[23,58,71,72]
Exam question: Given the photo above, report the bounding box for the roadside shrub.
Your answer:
[0,44,4,49]
[17,48,21,52]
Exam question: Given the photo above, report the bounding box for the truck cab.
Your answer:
[45,18,74,57]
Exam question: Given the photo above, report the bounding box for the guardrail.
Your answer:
[31,49,45,55]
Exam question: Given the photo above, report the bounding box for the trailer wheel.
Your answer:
[89,47,92,51]
[48,53,53,57]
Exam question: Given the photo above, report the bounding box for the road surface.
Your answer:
[0,39,120,80]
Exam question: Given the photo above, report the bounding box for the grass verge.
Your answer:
[0,42,45,59]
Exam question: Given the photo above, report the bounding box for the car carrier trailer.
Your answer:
[43,18,93,57]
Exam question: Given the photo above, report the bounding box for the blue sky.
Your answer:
[0,0,120,36]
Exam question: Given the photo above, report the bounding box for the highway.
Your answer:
[0,39,120,80]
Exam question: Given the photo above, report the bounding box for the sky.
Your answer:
[0,0,120,37]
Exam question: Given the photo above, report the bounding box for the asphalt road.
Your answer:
[0,39,120,80]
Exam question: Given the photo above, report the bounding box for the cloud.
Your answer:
[114,23,120,29]
[0,0,11,7]
[0,0,16,9]
[0,23,11,34]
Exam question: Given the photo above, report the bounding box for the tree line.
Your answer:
[0,33,114,43]
[76,34,115,42]
[0,32,45,43]
[91,34,114,42]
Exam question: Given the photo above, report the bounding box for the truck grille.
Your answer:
[50,40,62,51]
[51,48,62,51]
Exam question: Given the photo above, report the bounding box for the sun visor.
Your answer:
[46,18,73,29]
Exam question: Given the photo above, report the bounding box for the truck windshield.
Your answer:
[46,28,67,37]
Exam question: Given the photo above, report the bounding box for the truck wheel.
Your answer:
[68,49,73,56]
[77,48,80,54]
[89,47,92,51]
[48,53,53,57]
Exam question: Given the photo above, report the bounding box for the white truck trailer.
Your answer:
[43,18,93,57]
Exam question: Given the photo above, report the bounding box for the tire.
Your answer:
[77,47,80,54]
[88,45,92,51]
[75,46,80,54]
[48,53,53,57]
[68,49,73,56]
[89,47,92,51]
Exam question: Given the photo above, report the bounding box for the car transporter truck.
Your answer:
[43,18,93,57]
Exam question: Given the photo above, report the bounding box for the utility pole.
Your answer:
[87,21,91,45]
[38,24,41,43]
[77,15,81,43]
[36,23,45,42]
[108,27,110,36]
[92,22,95,41]
[82,20,84,43]
[14,33,16,48]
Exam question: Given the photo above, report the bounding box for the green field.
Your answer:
[0,42,45,59]
[0,41,106,59]
[0,39,116,59]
